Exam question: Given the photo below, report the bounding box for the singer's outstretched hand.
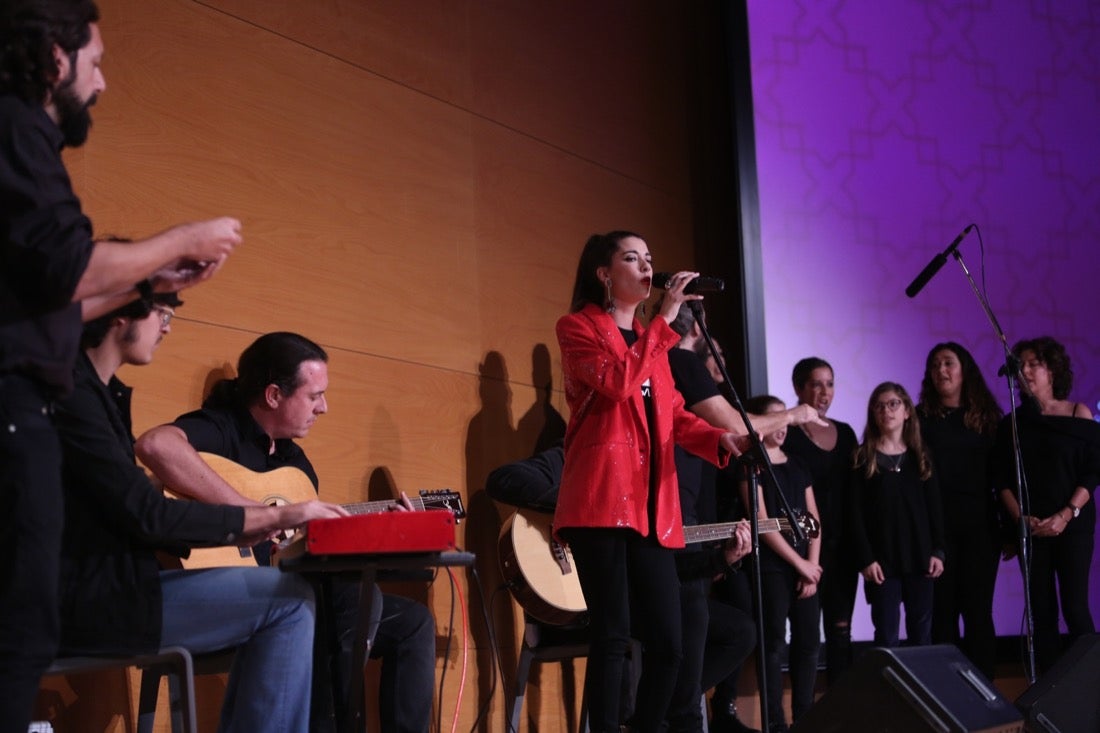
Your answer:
[719,431,753,458]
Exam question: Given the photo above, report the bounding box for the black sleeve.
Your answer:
[924,469,946,560]
[56,383,245,546]
[667,348,721,408]
[172,408,241,456]
[486,445,564,513]
[0,101,94,310]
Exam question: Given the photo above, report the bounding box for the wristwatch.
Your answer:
[1066,504,1081,520]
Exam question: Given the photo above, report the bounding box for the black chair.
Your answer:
[508,622,591,733]
[507,622,644,733]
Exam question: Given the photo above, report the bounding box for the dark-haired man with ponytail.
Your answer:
[136,332,435,733]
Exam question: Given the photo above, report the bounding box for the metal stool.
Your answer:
[44,646,196,733]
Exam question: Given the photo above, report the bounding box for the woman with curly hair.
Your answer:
[917,342,1003,677]
[850,382,945,647]
[997,336,1100,672]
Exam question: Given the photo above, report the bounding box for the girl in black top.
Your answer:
[917,342,1003,678]
[743,395,822,733]
[851,382,945,647]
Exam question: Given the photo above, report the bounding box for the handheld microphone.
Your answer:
[652,272,725,294]
[905,224,974,298]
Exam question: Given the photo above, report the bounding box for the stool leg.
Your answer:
[173,651,198,733]
[508,644,535,732]
[137,668,163,733]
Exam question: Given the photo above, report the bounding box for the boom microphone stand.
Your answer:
[688,301,808,730]
[945,241,1037,683]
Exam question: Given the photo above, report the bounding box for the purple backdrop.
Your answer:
[746,0,1100,640]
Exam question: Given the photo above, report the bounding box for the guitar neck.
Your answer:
[341,497,428,515]
[683,518,787,545]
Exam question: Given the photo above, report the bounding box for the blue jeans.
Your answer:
[865,574,933,647]
[159,567,317,733]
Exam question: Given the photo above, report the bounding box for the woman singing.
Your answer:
[996,336,1100,672]
[917,342,1003,678]
[554,231,747,733]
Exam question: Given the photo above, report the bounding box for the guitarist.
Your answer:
[662,300,825,733]
[135,331,435,733]
[53,294,346,732]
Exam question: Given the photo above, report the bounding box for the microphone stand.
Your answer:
[947,246,1037,683]
[689,301,807,731]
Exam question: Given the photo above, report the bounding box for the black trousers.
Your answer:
[931,524,999,678]
[565,527,683,733]
[760,569,820,726]
[0,375,62,733]
[1028,531,1096,673]
[313,577,437,733]
[818,546,859,685]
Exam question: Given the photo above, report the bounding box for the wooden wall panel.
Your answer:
[203,0,692,196]
[42,0,705,730]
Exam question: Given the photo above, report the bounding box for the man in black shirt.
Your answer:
[662,300,823,733]
[136,332,437,733]
[1,3,241,727]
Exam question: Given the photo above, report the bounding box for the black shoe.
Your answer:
[710,712,761,733]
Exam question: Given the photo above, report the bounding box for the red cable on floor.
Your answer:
[447,566,469,733]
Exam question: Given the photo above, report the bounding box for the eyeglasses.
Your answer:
[153,305,174,327]
[873,398,904,412]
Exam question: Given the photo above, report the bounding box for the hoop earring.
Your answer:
[604,278,615,313]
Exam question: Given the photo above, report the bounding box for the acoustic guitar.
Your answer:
[497,509,820,626]
[165,452,465,569]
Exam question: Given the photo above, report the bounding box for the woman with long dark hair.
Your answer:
[553,231,747,732]
[917,342,1003,678]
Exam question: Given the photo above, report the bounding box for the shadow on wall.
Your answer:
[463,346,570,731]
[515,343,566,457]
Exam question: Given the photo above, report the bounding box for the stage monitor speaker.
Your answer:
[1016,633,1100,733]
[792,644,1022,733]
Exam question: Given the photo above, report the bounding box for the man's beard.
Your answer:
[53,77,96,147]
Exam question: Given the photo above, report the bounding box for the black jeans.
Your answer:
[819,548,859,685]
[317,579,437,733]
[931,525,999,678]
[0,375,62,733]
[1028,531,1096,673]
[760,570,820,726]
[565,527,683,733]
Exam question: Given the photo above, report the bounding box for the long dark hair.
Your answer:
[235,332,328,405]
[917,341,1002,436]
[0,0,99,103]
[568,230,641,313]
[854,382,932,480]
